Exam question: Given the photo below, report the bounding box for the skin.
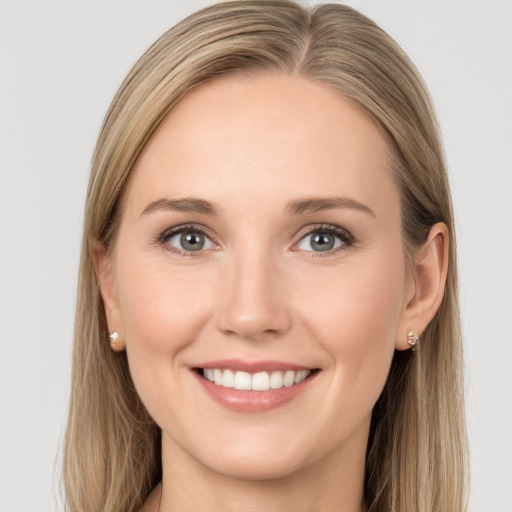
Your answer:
[96,73,448,512]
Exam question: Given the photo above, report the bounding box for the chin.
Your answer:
[201,451,308,482]
[180,425,329,482]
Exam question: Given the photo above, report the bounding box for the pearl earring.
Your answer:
[407,330,419,350]
[108,331,125,352]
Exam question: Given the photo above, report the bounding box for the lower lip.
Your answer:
[193,371,318,413]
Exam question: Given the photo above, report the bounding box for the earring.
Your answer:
[109,331,125,352]
[407,330,419,351]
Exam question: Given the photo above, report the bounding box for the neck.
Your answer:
[158,428,368,512]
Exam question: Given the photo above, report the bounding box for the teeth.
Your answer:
[295,370,309,384]
[234,371,252,390]
[201,368,311,391]
[269,371,283,389]
[283,370,295,387]
[251,371,270,391]
[222,369,235,387]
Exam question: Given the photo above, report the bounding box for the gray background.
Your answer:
[1,0,511,510]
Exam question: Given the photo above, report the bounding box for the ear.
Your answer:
[93,241,126,352]
[396,222,449,351]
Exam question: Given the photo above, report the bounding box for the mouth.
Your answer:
[191,360,320,412]
[195,367,316,391]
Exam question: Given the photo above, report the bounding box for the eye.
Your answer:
[296,225,353,253]
[160,226,215,254]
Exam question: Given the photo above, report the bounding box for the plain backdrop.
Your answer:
[0,1,511,511]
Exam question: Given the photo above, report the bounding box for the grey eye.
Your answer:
[168,230,214,252]
[298,231,343,252]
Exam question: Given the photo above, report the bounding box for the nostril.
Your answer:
[217,311,292,342]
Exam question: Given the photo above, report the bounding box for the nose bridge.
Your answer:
[217,242,290,340]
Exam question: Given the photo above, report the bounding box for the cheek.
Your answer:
[298,254,405,342]
[115,250,217,385]
[295,254,405,406]
[114,252,218,422]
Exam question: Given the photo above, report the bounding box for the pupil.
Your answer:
[312,233,334,251]
[181,232,204,251]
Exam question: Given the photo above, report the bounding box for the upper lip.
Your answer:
[193,359,315,373]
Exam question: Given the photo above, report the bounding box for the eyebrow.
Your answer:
[141,197,220,216]
[285,197,375,217]
[141,195,375,217]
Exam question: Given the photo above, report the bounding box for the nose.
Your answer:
[216,249,292,341]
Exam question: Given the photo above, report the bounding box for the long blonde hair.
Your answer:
[63,2,468,511]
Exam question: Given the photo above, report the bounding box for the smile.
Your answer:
[200,368,312,391]
[193,360,319,412]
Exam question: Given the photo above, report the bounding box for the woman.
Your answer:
[63,1,468,511]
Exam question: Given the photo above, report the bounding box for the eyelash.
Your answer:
[157,224,213,257]
[294,224,355,257]
[157,223,355,257]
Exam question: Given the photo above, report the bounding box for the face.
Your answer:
[101,74,415,481]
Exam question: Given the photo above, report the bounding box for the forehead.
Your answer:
[124,73,399,219]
